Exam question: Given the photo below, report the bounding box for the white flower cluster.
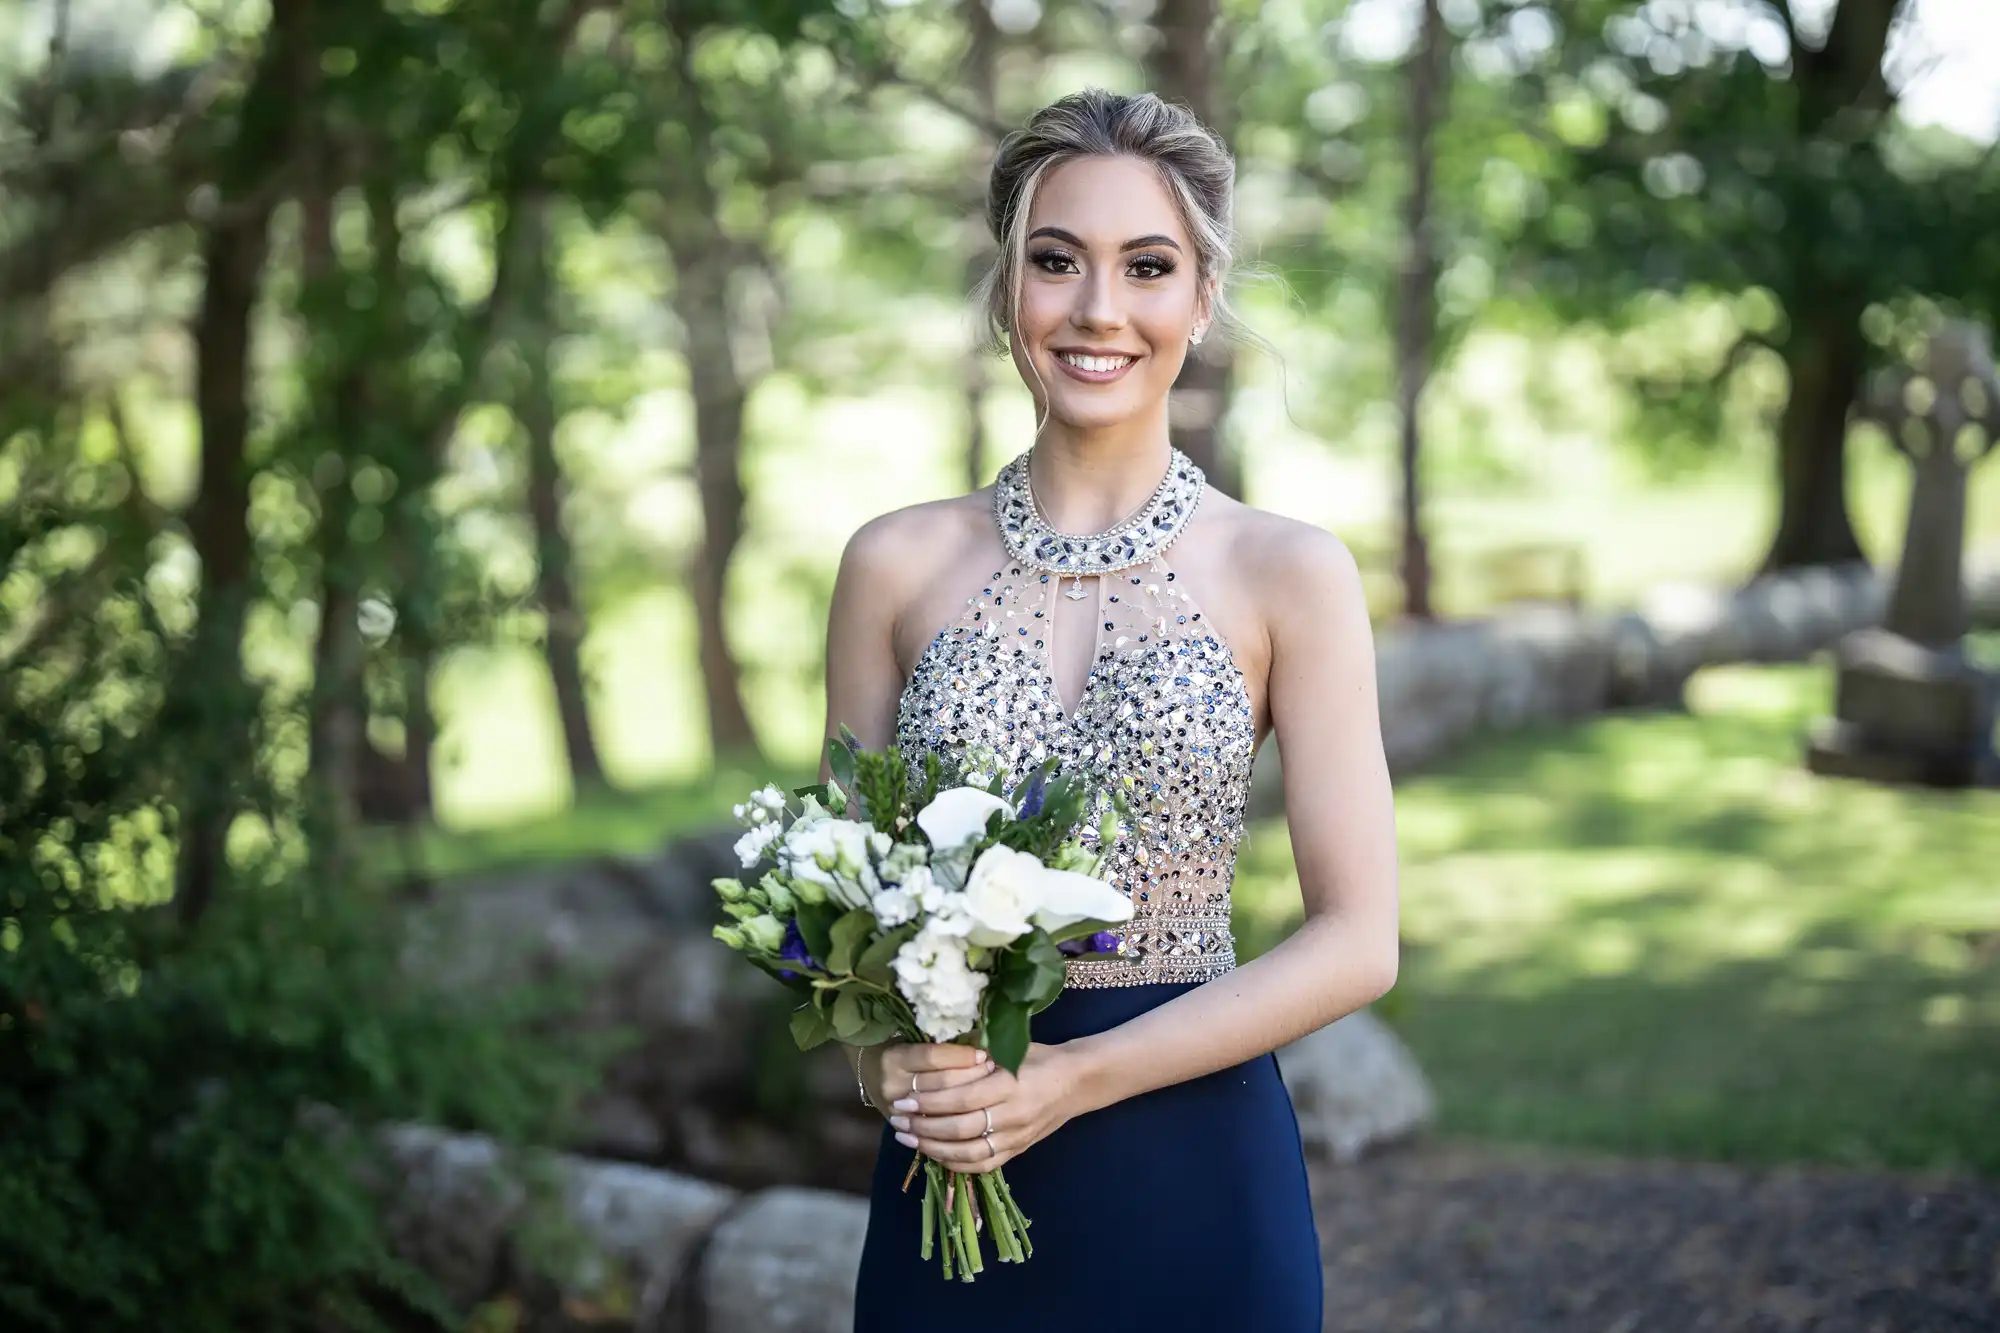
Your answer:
[893,921,986,1041]
[725,774,1134,1042]
[731,785,789,867]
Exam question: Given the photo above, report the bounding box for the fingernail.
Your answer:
[889,1115,910,1131]
[892,1098,918,1112]
[894,1132,918,1149]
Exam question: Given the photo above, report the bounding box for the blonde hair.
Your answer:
[976,89,1241,355]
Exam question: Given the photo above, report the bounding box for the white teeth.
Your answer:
[1059,353,1134,373]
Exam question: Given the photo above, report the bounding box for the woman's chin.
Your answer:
[1045,392,1146,434]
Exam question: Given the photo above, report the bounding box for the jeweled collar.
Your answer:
[992,446,1206,576]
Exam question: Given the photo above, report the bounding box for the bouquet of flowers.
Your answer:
[708,728,1131,1281]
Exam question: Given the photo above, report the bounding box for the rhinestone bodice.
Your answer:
[894,454,1256,989]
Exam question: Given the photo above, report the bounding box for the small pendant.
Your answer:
[1063,575,1089,601]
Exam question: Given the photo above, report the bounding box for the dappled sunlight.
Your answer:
[1233,660,2000,1172]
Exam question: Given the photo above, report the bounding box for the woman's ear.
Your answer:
[1192,279,1219,345]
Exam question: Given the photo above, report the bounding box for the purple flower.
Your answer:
[1057,931,1123,958]
[778,918,820,979]
[1012,768,1049,819]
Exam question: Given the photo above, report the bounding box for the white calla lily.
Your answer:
[915,785,1012,851]
[1031,867,1135,934]
[959,844,1045,947]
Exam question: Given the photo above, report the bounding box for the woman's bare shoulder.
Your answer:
[1206,492,1365,628]
[837,487,996,597]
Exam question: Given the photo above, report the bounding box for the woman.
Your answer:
[821,89,1400,1330]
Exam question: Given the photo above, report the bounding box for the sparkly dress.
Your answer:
[853,449,1322,1332]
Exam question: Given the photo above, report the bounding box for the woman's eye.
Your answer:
[1130,254,1175,280]
[1030,250,1078,274]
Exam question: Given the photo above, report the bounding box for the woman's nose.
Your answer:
[1072,267,1126,331]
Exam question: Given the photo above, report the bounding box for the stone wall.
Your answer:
[381,1005,1431,1333]
[1249,559,2000,812]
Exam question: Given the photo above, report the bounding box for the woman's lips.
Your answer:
[1053,350,1138,384]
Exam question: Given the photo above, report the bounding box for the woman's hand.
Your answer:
[888,1042,1079,1174]
[860,1041,992,1118]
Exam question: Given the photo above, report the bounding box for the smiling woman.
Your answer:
[825,89,1402,1332]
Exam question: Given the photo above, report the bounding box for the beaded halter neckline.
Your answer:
[993,447,1207,599]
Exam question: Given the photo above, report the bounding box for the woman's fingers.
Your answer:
[907,1063,992,1097]
[892,1041,989,1073]
[894,1128,1007,1172]
[879,1043,991,1102]
[892,1107,992,1142]
[903,1069,1015,1117]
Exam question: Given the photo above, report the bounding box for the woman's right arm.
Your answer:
[819,511,989,1111]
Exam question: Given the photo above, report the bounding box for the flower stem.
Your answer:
[953,1172,983,1278]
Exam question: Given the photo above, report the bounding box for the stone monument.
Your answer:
[1807,320,2000,787]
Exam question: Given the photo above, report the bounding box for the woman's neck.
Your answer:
[1026,415,1174,535]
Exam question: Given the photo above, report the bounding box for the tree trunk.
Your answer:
[168,0,309,926]
[1394,0,1448,621]
[302,138,368,857]
[675,246,761,761]
[1146,0,1241,498]
[518,195,606,790]
[1761,314,1869,572]
[962,0,999,493]
[1755,0,1901,574]
[660,25,762,763]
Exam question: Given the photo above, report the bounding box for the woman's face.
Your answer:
[1009,154,1208,435]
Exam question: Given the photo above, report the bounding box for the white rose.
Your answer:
[959,844,1047,947]
[916,785,1012,851]
[868,830,892,858]
[1032,866,1135,933]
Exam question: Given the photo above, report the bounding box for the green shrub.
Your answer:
[1,612,598,1331]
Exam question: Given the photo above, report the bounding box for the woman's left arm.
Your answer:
[888,527,1400,1170]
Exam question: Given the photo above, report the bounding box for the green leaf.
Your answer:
[827,908,875,974]
[831,989,868,1041]
[826,733,858,799]
[985,1000,1031,1074]
[844,1010,903,1047]
[856,921,919,986]
[793,902,837,967]
[1047,917,1126,946]
[789,1004,834,1050]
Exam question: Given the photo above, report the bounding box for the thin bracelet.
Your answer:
[850,1046,876,1109]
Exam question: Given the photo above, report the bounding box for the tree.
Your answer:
[1517,0,1999,571]
[1147,0,1244,497]
[515,195,608,791]
[1392,0,1449,620]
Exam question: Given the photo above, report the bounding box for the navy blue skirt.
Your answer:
[853,982,1323,1332]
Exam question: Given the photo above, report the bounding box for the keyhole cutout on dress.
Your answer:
[1045,572,1106,718]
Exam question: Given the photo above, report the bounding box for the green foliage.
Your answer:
[0,622,598,1332]
[1232,661,2000,1173]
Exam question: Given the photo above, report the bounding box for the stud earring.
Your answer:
[1190,329,1205,346]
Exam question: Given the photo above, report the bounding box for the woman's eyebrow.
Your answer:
[1027,226,1184,252]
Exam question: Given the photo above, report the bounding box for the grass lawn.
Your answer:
[1234,656,2000,1176]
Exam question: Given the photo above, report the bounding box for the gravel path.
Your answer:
[1313,1142,2000,1333]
